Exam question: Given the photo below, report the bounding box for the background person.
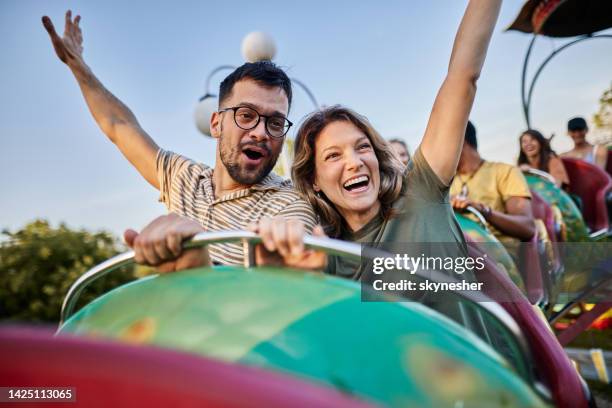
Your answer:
[517,129,570,188]
[561,116,608,169]
[389,138,411,166]
[451,121,535,245]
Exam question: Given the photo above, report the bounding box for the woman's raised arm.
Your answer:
[419,0,502,185]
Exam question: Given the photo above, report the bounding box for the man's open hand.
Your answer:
[42,10,84,67]
[124,214,210,273]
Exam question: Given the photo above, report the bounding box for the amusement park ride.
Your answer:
[1,1,611,407]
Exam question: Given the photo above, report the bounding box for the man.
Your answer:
[450,121,535,245]
[561,117,608,169]
[389,138,410,166]
[43,12,316,267]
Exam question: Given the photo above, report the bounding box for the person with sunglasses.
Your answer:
[42,12,316,267]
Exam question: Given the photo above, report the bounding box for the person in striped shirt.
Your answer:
[43,12,317,267]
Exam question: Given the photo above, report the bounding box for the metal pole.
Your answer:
[521,34,612,128]
[521,35,537,128]
[204,65,237,97]
[291,77,319,109]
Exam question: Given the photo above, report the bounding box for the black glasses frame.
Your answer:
[219,106,292,139]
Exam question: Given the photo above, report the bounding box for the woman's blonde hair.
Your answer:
[292,105,405,237]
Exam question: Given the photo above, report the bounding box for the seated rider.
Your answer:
[450,121,536,247]
[561,117,608,170]
[42,13,317,266]
[518,129,570,189]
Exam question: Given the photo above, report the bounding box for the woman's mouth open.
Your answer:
[343,175,370,193]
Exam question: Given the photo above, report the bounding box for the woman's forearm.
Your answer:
[447,0,502,80]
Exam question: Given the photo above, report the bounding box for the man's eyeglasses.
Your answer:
[219,106,292,139]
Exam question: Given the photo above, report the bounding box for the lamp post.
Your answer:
[193,32,319,176]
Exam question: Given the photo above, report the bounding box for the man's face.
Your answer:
[568,128,587,144]
[211,79,289,185]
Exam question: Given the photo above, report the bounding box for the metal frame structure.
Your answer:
[520,33,612,128]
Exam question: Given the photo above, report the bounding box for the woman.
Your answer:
[125,0,503,278]
[518,129,570,188]
[253,0,502,279]
[389,138,410,166]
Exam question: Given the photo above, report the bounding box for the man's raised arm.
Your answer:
[42,11,160,189]
[420,0,502,185]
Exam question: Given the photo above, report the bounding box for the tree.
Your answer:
[592,83,612,144]
[0,220,147,323]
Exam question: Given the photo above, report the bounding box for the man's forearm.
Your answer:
[69,63,141,144]
[43,11,160,188]
[486,211,535,241]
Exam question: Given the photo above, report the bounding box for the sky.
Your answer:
[1,0,611,238]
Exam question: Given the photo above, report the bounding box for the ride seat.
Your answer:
[529,191,564,312]
[518,231,546,306]
[530,191,559,242]
[561,157,612,232]
[465,239,587,408]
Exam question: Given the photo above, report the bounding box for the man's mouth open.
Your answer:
[241,146,268,165]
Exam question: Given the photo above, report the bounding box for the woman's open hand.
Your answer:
[249,216,328,270]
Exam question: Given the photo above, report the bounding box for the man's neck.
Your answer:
[457,150,483,174]
[212,162,250,199]
[574,140,592,149]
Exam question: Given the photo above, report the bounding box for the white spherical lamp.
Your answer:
[241,32,276,62]
[194,94,218,137]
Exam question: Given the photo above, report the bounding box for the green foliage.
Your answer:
[0,220,143,323]
[592,83,612,144]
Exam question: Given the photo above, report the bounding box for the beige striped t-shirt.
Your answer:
[156,149,317,265]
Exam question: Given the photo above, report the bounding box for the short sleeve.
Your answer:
[499,166,532,202]
[156,149,198,207]
[276,198,318,233]
[403,147,450,204]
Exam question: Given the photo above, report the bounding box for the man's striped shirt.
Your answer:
[156,149,317,265]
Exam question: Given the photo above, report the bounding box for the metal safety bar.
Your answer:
[60,231,361,325]
[58,230,532,373]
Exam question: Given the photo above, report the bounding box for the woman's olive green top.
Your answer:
[326,147,468,280]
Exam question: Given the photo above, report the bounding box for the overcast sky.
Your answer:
[2,0,611,237]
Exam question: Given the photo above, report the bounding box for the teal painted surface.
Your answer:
[525,174,589,242]
[61,266,549,407]
[455,213,525,291]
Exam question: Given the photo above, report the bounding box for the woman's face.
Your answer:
[313,120,381,225]
[520,133,541,157]
[391,142,410,165]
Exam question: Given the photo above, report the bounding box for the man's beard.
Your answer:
[219,133,279,185]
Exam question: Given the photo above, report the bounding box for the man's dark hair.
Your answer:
[465,120,477,149]
[219,61,292,109]
[567,116,588,131]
